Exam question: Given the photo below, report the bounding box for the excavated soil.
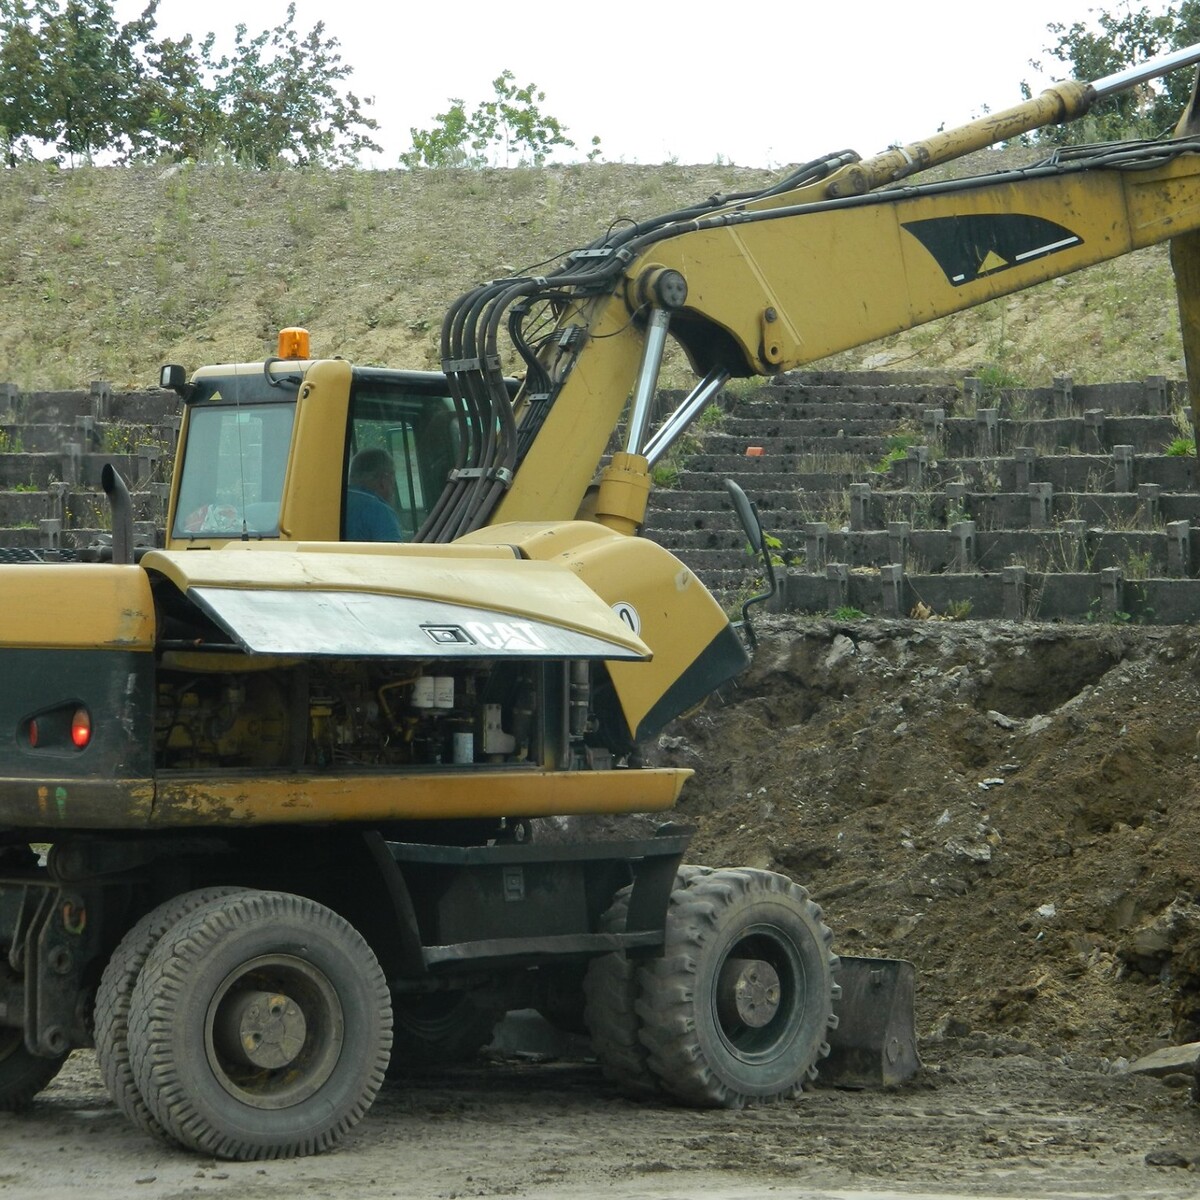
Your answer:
[660,617,1200,1060]
[7,617,1200,1197]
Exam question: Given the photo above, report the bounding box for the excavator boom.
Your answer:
[422,43,1200,536]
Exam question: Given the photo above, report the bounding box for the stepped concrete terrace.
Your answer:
[641,371,1200,624]
[0,382,178,558]
[4,371,1200,625]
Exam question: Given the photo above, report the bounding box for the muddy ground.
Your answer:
[6,616,1200,1197]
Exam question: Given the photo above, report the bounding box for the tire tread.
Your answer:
[637,867,838,1109]
[128,890,391,1161]
[94,886,244,1138]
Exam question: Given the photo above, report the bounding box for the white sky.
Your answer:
[118,1,1152,167]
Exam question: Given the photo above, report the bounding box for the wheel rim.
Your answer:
[204,953,344,1111]
[709,924,805,1063]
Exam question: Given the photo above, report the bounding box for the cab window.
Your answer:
[344,376,461,542]
[173,402,296,539]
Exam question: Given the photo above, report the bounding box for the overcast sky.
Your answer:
[117,1,1178,167]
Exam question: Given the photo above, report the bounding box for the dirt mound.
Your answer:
[652,616,1200,1062]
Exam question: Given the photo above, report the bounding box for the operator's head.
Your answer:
[349,447,396,501]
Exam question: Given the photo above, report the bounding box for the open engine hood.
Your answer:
[141,547,651,661]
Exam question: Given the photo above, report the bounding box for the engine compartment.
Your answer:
[154,655,624,774]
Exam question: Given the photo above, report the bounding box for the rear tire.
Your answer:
[636,868,839,1108]
[94,886,245,1138]
[0,1028,66,1112]
[128,890,391,1160]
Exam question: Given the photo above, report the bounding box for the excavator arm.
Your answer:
[418,44,1200,538]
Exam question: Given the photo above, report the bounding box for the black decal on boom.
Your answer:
[902,214,1083,286]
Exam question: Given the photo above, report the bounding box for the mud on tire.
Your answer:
[635,867,839,1108]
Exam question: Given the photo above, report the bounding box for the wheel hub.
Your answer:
[217,990,307,1069]
[716,957,781,1029]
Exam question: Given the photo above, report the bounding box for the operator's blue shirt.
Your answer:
[345,487,405,541]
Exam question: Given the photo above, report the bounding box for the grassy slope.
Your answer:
[0,153,1186,392]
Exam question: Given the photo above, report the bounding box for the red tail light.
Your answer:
[28,719,39,748]
[71,708,91,749]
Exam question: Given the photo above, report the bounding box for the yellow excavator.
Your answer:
[3,42,1200,1161]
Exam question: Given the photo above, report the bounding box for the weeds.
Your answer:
[64,498,111,531]
[976,361,1024,400]
[1086,599,1133,625]
[1123,549,1154,580]
[720,379,765,404]
[910,598,974,621]
[101,423,149,454]
[872,432,919,473]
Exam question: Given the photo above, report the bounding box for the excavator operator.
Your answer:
[345,447,405,541]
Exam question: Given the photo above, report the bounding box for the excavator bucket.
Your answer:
[821,956,921,1089]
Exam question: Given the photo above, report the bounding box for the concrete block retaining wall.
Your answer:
[643,370,1200,624]
[3,371,1200,624]
[0,384,177,553]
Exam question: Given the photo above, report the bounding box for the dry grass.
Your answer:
[0,154,1189,391]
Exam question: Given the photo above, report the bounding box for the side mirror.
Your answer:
[726,477,764,555]
[159,364,192,398]
[724,479,778,649]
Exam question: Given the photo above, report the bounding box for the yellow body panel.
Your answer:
[165,358,353,549]
[277,358,353,541]
[141,544,651,657]
[459,522,729,735]
[491,294,645,525]
[221,540,520,560]
[152,766,690,826]
[645,159,1200,376]
[0,565,155,649]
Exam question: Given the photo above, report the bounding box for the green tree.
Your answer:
[403,98,478,168]
[469,70,576,166]
[0,0,54,162]
[1030,1,1200,142]
[38,0,158,161]
[201,3,381,167]
[129,30,222,162]
[0,0,380,166]
[403,70,599,168]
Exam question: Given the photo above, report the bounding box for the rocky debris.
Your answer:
[1145,1149,1198,1167]
[1130,1042,1200,1078]
[655,615,1200,1063]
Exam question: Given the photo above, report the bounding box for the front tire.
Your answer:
[128,890,391,1160]
[636,868,839,1108]
[583,865,712,1097]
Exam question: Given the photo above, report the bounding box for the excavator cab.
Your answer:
[160,349,511,550]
